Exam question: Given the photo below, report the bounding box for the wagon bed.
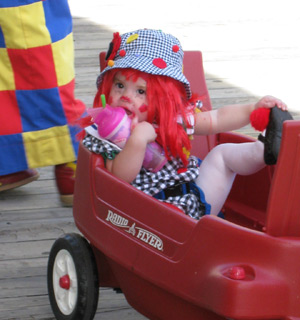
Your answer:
[50,51,300,320]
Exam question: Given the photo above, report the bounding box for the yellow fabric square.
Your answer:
[23,126,76,168]
[0,3,51,49]
[0,48,15,90]
[51,33,75,86]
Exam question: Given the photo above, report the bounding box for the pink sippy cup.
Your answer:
[93,105,130,149]
[88,97,167,172]
[142,141,168,173]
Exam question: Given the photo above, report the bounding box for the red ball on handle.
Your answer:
[250,107,270,131]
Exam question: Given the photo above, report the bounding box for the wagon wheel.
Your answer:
[47,233,99,320]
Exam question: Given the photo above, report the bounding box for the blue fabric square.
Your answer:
[0,134,28,175]
[0,0,41,8]
[43,0,72,43]
[16,88,67,132]
[68,124,81,157]
[0,27,6,48]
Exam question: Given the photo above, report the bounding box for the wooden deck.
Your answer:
[1,1,299,319]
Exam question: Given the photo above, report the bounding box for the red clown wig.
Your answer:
[94,68,198,166]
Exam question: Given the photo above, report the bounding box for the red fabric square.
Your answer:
[59,79,86,123]
[0,91,23,135]
[8,45,58,90]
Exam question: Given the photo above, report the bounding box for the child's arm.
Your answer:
[106,122,157,183]
[194,95,287,135]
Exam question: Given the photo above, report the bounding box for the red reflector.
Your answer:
[228,266,246,280]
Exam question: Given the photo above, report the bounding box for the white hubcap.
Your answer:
[53,249,78,315]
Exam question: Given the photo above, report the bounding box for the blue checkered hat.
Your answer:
[99,29,191,99]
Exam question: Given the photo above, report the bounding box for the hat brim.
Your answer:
[99,54,192,99]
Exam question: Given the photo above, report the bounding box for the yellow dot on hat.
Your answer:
[126,33,139,43]
[108,60,115,67]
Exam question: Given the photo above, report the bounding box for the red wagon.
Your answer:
[47,51,300,320]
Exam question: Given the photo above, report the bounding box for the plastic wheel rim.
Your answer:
[52,249,78,315]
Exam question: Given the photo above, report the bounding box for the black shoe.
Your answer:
[263,106,293,165]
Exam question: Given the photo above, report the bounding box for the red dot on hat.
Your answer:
[172,45,179,52]
[153,58,167,69]
[119,49,126,57]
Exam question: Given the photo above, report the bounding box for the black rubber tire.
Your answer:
[47,233,99,320]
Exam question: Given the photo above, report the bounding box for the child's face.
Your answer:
[109,71,148,122]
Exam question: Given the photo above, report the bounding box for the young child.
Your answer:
[83,29,292,219]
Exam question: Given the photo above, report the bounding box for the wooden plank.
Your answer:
[0,192,62,212]
[0,275,47,299]
[0,180,56,198]
[0,207,73,223]
[0,220,76,244]
[0,296,55,320]
[0,257,47,277]
[0,239,57,261]
[0,289,146,320]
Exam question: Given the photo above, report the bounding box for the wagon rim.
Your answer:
[52,249,78,315]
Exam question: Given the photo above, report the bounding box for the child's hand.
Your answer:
[131,121,157,145]
[106,121,157,183]
[255,95,288,111]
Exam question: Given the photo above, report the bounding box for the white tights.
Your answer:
[195,140,265,215]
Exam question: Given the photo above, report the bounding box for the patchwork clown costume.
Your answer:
[0,0,86,177]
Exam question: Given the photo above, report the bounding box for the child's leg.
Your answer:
[195,140,264,215]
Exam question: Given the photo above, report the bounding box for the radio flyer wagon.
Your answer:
[47,51,300,320]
